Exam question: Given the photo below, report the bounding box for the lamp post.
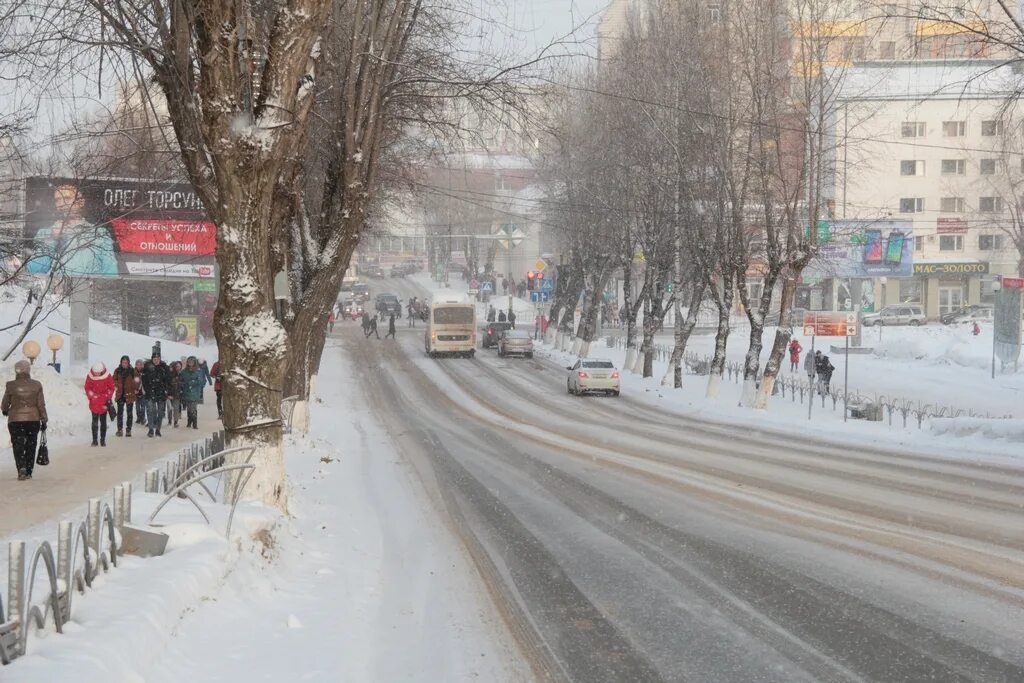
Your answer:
[47,334,64,373]
[22,340,40,365]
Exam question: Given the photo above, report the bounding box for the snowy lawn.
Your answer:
[2,337,529,682]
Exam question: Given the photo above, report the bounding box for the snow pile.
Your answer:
[869,324,999,370]
[927,416,1024,442]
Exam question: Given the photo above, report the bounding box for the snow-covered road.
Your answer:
[341,308,1024,682]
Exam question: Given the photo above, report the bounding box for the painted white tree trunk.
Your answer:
[631,352,645,375]
[579,340,591,358]
[661,360,677,386]
[571,337,582,355]
[740,377,758,408]
[753,377,774,409]
[229,438,287,510]
[545,328,557,345]
[706,372,722,399]
[291,399,311,434]
[309,373,319,399]
[624,348,637,372]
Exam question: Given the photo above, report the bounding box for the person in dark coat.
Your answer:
[166,361,182,427]
[211,360,223,419]
[366,316,379,339]
[385,313,396,339]
[508,310,516,329]
[819,355,835,395]
[498,310,507,323]
[2,360,47,480]
[113,355,138,437]
[134,358,147,426]
[141,351,172,437]
[487,306,496,323]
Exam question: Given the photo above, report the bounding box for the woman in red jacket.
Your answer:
[85,362,116,447]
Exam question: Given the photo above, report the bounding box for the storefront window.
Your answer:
[899,279,923,303]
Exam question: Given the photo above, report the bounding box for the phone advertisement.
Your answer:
[807,220,914,278]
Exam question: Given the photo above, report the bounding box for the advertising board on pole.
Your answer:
[803,311,858,337]
[24,176,216,279]
[806,219,914,279]
[174,315,199,346]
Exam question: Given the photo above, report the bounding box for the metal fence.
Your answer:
[0,430,234,666]
[602,336,1014,427]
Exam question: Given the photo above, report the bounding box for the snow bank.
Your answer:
[869,323,1000,370]
[927,416,1024,442]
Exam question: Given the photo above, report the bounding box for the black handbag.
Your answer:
[36,431,49,466]
[106,400,117,421]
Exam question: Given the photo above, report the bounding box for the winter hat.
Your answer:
[91,362,107,375]
[14,360,30,375]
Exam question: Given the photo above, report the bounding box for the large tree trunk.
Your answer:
[754,275,798,409]
[706,277,733,400]
[217,187,291,512]
[662,282,704,387]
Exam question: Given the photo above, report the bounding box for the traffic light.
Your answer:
[527,271,535,290]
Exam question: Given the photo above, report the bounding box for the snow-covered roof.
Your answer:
[837,59,1019,102]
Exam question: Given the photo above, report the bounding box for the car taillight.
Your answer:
[488,330,493,336]
[577,371,589,378]
[611,371,620,379]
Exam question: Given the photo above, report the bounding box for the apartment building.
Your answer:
[832,60,1020,319]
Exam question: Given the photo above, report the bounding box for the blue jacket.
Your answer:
[179,368,205,402]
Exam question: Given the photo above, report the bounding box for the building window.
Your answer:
[879,41,896,59]
[940,159,966,175]
[940,235,964,251]
[979,234,1005,250]
[942,121,966,137]
[899,197,925,213]
[901,121,926,138]
[980,158,997,175]
[841,38,866,61]
[981,120,1004,136]
[940,196,965,213]
[900,160,924,176]
[900,279,922,303]
[495,176,509,191]
[979,196,1004,212]
[914,235,924,251]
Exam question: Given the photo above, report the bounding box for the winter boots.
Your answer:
[17,469,27,481]
[116,429,123,437]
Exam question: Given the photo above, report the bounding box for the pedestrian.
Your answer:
[167,361,182,427]
[804,349,816,383]
[198,359,212,404]
[973,321,981,336]
[498,310,507,323]
[820,355,835,395]
[502,278,509,295]
[508,309,516,329]
[113,355,138,437]
[788,339,803,373]
[385,313,396,339]
[142,351,172,437]
[179,357,205,430]
[2,360,47,481]
[534,314,541,340]
[366,316,380,339]
[328,311,336,334]
[541,314,549,336]
[85,362,115,447]
[211,359,223,419]
[361,310,371,335]
[407,300,415,327]
[134,359,148,426]
[487,306,496,323]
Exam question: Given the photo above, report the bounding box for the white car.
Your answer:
[566,359,621,397]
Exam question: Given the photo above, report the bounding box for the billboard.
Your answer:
[24,176,216,278]
[174,315,199,346]
[806,219,913,278]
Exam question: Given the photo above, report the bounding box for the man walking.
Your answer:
[508,309,517,330]
[142,351,172,437]
[366,316,380,339]
[385,313,397,339]
[179,357,205,429]
[113,355,138,437]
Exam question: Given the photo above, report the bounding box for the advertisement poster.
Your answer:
[174,315,199,346]
[806,219,914,278]
[24,176,216,279]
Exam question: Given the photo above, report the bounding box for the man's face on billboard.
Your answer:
[53,185,84,218]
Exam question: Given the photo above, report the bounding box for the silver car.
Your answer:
[567,359,620,397]
[862,305,927,327]
[498,329,534,358]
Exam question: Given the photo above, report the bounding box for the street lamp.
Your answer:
[22,340,40,365]
[47,334,64,371]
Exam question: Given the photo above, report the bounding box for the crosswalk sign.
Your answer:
[540,278,553,292]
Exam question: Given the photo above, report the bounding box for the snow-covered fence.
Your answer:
[1,430,228,667]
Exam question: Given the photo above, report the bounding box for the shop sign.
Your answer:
[913,262,989,275]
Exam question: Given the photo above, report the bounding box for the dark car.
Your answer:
[482,321,513,349]
[940,304,989,325]
[389,264,407,278]
[352,283,370,302]
[364,265,385,279]
[375,293,402,318]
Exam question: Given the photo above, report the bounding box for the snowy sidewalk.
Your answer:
[0,400,220,538]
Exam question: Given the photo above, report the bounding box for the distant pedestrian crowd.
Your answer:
[4,351,223,482]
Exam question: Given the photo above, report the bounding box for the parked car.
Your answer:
[389,264,407,278]
[862,305,927,327]
[375,293,402,318]
[498,329,534,358]
[566,359,620,397]
[481,321,512,348]
[947,306,993,325]
[764,307,807,327]
[940,304,990,325]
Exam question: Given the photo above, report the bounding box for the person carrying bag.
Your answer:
[36,429,49,466]
[2,359,48,480]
